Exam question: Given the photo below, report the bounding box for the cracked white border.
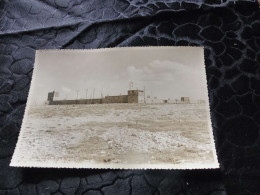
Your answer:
[10,46,219,169]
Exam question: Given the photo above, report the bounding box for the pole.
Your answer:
[85,89,88,104]
[76,90,79,104]
[144,86,146,103]
[101,89,103,103]
[92,88,95,103]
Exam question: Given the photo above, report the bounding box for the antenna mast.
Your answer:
[129,81,134,90]
[144,86,146,103]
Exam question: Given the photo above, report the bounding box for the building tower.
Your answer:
[127,90,144,103]
[47,91,55,104]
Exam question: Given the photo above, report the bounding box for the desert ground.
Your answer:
[15,103,216,166]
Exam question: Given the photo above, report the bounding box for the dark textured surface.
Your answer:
[0,0,260,194]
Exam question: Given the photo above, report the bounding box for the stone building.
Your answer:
[180,97,190,104]
[47,89,144,105]
[127,90,144,103]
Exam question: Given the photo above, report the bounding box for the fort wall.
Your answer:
[49,98,103,105]
[48,90,144,105]
[104,95,128,103]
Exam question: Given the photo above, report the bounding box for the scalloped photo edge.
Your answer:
[10,46,219,169]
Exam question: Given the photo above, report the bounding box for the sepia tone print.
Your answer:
[11,47,219,169]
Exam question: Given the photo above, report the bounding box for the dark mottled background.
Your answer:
[0,0,260,194]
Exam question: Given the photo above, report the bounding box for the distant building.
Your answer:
[128,90,144,103]
[47,91,55,101]
[175,99,180,104]
[47,89,144,105]
[197,100,206,104]
[180,97,190,104]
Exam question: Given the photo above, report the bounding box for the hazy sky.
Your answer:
[29,47,208,104]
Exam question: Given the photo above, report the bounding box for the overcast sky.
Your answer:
[29,47,208,104]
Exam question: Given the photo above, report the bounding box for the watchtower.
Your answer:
[127,90,144,103]
[47,91,55,102]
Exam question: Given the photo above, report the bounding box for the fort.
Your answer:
[47,90,144,105]
[47,89,194,105]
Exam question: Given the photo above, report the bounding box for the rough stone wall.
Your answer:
[49,100,76,105]
[48,91,139,105]
[128,95,138,103]
[104,95,128,103]
[49,98,102,105]
[128,90,139,103]
[48,95,129,105]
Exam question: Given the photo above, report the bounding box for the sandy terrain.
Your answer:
[14,103,216,166]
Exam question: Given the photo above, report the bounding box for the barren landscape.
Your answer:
[14,103,216,167]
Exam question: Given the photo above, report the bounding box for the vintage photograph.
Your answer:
[11,47,219,169]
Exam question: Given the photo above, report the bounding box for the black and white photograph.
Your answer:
[11,47,218,169]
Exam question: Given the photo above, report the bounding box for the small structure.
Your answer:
[47,91,55,102]
[128,90,144,103]
[180,97,190,104]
